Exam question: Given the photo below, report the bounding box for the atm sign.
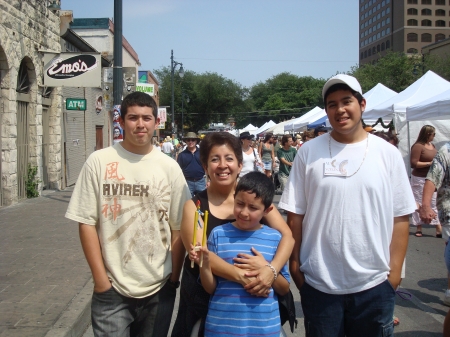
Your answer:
[66,98,87,111]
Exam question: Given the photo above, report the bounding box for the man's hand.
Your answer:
[419,204,436,224]
[94,278,112,293]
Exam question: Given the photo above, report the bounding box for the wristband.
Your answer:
[265,264,278,281]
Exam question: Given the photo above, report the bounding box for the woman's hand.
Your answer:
[233,247,273,297]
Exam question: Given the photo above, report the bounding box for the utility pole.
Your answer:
[113,0,123,105]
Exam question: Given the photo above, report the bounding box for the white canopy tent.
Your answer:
[363,71,450,130]
[239,123,258,134]
[263,119,296,135]
[250,120,276,136]
[283,107,325,132]
[406,88,450,122]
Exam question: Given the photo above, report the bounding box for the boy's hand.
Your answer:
[233,247,267,270]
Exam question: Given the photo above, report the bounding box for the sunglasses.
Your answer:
[185,138,197,142]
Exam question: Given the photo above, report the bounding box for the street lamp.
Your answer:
[171,50,184,135]
[181,91,190,138]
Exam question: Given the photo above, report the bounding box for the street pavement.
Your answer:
[0,188,448,336]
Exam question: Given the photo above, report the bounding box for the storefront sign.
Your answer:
[43,53,101,87]
[158,107,167,123]
[66,98,87,111]
[136,83,155,96]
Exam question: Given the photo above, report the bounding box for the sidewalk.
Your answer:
[0,188,92,337]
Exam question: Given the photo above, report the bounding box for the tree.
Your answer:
[247,73,325,125]
[153,67,248,133]
[348,51,420,93]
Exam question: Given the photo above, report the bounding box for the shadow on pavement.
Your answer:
[418,278,448,293]
[394,332,441,337]
[396,287,448,317]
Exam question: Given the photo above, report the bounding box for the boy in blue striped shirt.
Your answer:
[190,172,290,336]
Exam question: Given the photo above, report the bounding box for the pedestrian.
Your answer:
[239,131,263,177]
[190,172,290,337]
[419,142,450,317]
[411,125,442,237]
[162,135,175,157]
[279,74,416,337]
[301,130,315,143]
[277,134,297,193]
[258,133,276,178]
[65,92,191,337]
[177,132,206,197]
[171,132,294,337]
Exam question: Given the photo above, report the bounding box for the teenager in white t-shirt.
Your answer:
[65,92,191,337]
[279,74,416,337]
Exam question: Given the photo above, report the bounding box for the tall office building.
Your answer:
[359,0,450,65]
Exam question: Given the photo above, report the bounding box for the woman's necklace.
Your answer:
[328,134,369,178]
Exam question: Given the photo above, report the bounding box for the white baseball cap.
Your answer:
[322,74,362,101]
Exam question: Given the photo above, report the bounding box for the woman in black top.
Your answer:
[171,132,294,337]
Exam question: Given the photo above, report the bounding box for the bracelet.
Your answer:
[265,264,278,281]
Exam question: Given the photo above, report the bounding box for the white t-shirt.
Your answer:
[240,148,262,177]
[161,141,174,154]
[65,143,191,298]
[279,134,416,295]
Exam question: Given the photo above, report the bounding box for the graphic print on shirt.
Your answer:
[101,161,171,265]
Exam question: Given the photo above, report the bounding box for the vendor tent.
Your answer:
[239,123,258,133]
[307,115,331,129]
[250,120,276,136]
[363,71,450,130]
[263,119,295,135]
[406,88,450,121]
[363,83,397,112]
[283,107,325,132]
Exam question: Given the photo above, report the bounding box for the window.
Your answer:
[382,0,386,5]
[364,50,368,58]
[373,47,376,54]
[369,9,372,15]
[436,20,446,26]
[377,44,381,52]
[421,19,432,26]
[407,48,419,53]
[386,40,391,49]
[369,18,373,24]
[421,0,431,4]
[407,0,418,3]
[381,42,386,50]
[422,8,432,15]
[421,33,432,42]
[369,48,372,56]
[407,8,418,15]
[377,32,381,38]
[377,13,381,19]
[436,0,445,5]
[382,20,386,26]
[436,9,446,16]
[386,7,390,14]
[377,23,381,29]
[377,4,381,10]
[382,10,386,16]
[436,33,446,41]
[369,27,373,33]
[382,29,386,36]
[361,52,364,59]
[407,33,418,41]
[386,27,391,33]
[386,0,390,3]
[387,17,390,23]
[408,19,418,25]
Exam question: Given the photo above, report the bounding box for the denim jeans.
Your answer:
[91,282,176,337]
[187,179,206,198]
[445,241,450,273]
[299,280,395,337]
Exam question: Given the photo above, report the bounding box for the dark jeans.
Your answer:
[186,179,206,198]
[300,280,395,337]
[91,282,176,337]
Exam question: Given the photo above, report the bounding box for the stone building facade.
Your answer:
[0,0,62,206]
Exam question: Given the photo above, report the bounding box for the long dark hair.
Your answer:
[263,133,273,143]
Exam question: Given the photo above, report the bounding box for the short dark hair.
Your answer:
[281,134,292,146]
[199,132,243,168]
[121,92,158,119]
[323,83,364,108]
[235,172,274,209]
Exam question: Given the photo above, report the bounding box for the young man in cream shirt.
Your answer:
[66,92,191,337]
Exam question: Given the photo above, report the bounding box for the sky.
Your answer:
[61,0,359,88]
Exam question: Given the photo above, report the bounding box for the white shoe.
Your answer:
[443,290,450,306]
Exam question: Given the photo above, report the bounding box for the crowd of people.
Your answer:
[64,73,450,337]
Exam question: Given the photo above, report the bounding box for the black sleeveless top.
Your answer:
[183,189,235,277]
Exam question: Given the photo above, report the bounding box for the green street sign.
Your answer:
[66,98,87,111]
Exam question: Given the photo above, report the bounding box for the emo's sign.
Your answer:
[43,53,101,88]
